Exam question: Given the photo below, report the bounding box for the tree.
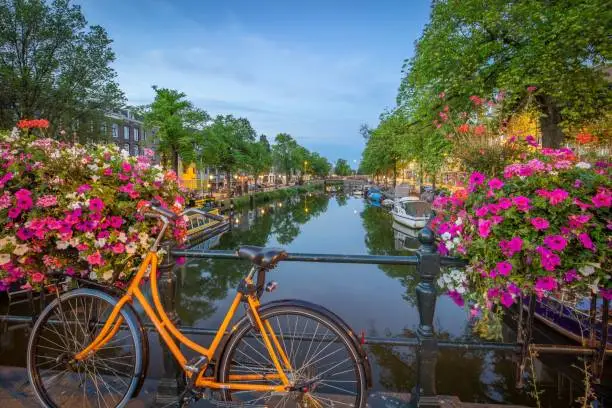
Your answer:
[398,0,611,148]
[272,133,301,185]
[142,87,208,174]
[200,114,256,192]
[247,140,272,184]
[334,159,352,176]
[0,0,124,140]
[308,152,332,178]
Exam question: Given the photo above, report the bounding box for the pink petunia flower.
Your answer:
[478,219,492,238]
[530,217,549,231]
[499,236,522,258]
[77,184,91,194]
[469,172,486,186]
[543,235,567,252]
[548,189,569,205]
[31,272,45,283]
[577,233,596,251]
[495,261,513,277]
[512,196,531,212]
[87,251,104,266]
[89,197,105,213]
[488,178,504,190]
[592,189,611,208]
[564,269,579,283]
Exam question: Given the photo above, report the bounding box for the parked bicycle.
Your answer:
[27,201,372,407]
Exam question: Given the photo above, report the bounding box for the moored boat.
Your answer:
[391,197,432,229]
[523,294,611,349]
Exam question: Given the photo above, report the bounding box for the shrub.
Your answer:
[0,127,187,291]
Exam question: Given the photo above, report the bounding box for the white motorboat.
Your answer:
[381,198,395,208]
[392,221,420,251]
[352,189,364,196]
[391,197,432,229]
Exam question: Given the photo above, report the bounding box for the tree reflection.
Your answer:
[335,193,348,207]
[175,193,330,325]
[360,205,420,305]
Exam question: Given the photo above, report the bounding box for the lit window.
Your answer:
[100,123,107,135]
[112,123,119,138]
[134,128,139,141]
[123,126,129,140]
[134,145,139,156]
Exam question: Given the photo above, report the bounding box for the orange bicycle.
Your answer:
[26,202,371,407]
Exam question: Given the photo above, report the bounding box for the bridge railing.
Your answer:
[170,225,610,407]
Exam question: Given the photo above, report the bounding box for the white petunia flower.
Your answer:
[13,245,29,256]
[575,162,591,169]
[441,232,451,241]
[0,253,11,265]
[455,217,463,225]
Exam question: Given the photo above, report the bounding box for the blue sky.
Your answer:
[79,0,431,166]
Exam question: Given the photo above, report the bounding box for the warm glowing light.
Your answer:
[209,175,214,180]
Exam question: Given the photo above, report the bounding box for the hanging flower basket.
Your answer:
[432,144,611,338]
[0,125,187,292]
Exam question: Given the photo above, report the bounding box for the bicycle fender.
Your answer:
[243,299,373,388]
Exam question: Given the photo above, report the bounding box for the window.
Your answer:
[123,126,129,140]
[100,123,107,135]
[134,145,139,156]
[142,130,146,141]
[134,127,139,142]
[112,123,119,138]
[122,143,130,155]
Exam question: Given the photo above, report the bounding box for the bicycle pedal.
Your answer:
[184,355,209,374]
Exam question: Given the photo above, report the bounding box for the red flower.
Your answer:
[527,86,537,93]
[576,132,597,145]
[457,124,470,134]
[474,124,486,136]
[469,95,482,105]
[17,119,50,129]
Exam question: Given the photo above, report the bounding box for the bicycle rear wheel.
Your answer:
[218,303,367,408]
[27,288,144,408]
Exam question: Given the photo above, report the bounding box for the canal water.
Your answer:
[0,192,606,407]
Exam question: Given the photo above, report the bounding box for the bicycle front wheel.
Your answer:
[218,303,368,408]
[27,288,144,408]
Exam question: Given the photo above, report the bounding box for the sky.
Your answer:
[78,0,432,167]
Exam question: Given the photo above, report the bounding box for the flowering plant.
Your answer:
[0,126,187,291]
[433,145,611,338]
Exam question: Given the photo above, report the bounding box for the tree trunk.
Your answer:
[172,149,179,175]
[392,160,397,188]
[537,95,565,148]
[227,170,232,195]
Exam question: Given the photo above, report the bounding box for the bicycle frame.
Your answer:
[73,250,293,392]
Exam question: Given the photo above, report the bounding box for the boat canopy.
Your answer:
[400,201,432,217]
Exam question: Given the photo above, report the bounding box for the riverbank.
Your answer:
[219,182,324,209]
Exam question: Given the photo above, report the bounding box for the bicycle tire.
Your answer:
[217,302,368,408]
[27,288,144,408]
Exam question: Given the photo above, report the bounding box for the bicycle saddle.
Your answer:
[236,246,288,268]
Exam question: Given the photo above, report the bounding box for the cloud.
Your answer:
[111,17,395,161]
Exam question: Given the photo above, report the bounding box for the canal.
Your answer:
[0,192,606,407]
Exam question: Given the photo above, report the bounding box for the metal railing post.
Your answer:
[154,241,184,404]
[415,226,441,408]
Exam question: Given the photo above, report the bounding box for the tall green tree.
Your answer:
[0,0,124,139]
[200,114,257,192]
[142,86,209,174]
[334,159,352,176]
[308,152,332,178]
[398,0,611,148]
[272,133,301,185]
[247,140,273,183]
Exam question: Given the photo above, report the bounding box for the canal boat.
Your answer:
[352,189,364,196]
[382,198,395,208]
[524,294,611,349]
[391,197,432,229]
[392,221,420,251]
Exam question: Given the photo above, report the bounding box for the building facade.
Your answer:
[104,109,155,158]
